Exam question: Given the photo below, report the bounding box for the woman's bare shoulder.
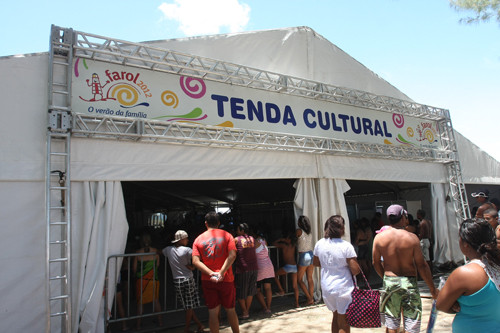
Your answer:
[447,261,488,289]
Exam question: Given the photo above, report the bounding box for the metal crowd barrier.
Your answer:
[104,246,291,331]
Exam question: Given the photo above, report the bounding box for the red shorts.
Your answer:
[201,280,236,309]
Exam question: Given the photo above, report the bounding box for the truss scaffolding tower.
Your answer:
[47,25,73,333]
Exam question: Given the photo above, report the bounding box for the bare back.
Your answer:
[274,239,297,265]
[373,228,421,277]
[419,218,431,240]
[282,244,297,265]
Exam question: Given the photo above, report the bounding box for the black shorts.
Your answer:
[358,244,369,259]
[257,277,274,288]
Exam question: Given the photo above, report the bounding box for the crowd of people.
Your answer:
[123,187,500,333]
[186,212,317,333]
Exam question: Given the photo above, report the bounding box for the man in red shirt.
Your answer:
[192,212,239,333]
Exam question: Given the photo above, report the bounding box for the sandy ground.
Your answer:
[162,295,454,333]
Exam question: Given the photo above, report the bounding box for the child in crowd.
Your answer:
[133,233,162,329]
[296,215,315,306]
[254,233,275,314]
[273,233,300,308]
[163,230,205,333]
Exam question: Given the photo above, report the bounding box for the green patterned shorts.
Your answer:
[380,276,422,333]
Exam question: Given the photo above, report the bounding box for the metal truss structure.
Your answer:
[72,30,448,121]
[47,26,73,332]
[438,118,471,222]
[46,25,470,331]
[72,114,454,162]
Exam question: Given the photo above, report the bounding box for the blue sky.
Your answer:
[2,0,499,162]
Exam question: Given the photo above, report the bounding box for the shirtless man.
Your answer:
[416,209,432,270]
[483,208,500,250]
[373,205,438,333]
[471,189,495,218]
[273,234,300,307]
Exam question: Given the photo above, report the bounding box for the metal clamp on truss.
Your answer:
[48,110,72,132]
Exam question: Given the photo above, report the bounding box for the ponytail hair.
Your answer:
[238,222,250,234]
[460,218,500,266]
[298,215,312,234]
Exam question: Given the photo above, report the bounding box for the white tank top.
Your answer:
[297,230,313,252]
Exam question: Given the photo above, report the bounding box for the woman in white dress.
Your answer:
[313,215,360,333]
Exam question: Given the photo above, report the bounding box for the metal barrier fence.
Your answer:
[104,246,290,331]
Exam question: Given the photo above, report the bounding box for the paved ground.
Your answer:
[161,295,454,333]
[114,274,454,333]
[135,291,454,333]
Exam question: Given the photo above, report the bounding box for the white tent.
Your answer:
[1,26,499,332]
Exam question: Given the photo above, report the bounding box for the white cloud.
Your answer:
[158,0,250,36]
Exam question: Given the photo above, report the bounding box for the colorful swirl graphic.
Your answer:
[180,76,206,99]
[161,90,179,108]
[393,113,405,128]
[74,58,88,77]
[74,58,80,77]
[216,121,234,127]
[396,134,417,146]
[109,84,139,106]
[423,129,435,143]
[153,107,205,121]
[168,115,208,122]
[407,127,414,137]
[120,102,150,108]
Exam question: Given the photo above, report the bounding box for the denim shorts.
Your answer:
[298,250,313,266]
[282,264,297,273]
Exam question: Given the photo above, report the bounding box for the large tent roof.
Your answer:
[144,26,412,101]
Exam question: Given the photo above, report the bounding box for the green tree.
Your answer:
[450,0,500,24]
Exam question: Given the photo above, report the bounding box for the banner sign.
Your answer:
[72,58,442,149]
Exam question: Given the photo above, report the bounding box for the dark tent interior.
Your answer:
[121,179,429,252]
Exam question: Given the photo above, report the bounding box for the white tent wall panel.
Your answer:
[71,137,452,183]
[432,183,464,265]
[316,154,448,183]
[0,181,47,332]
[0,54,48,181]
[455,131,500,184]
[71,181,129,333]
[70,138,320,181]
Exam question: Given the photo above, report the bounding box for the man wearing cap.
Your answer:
[192,211,239,333]
[163,230,205,333]
[373,204,438,333]
[471,189,495,218]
